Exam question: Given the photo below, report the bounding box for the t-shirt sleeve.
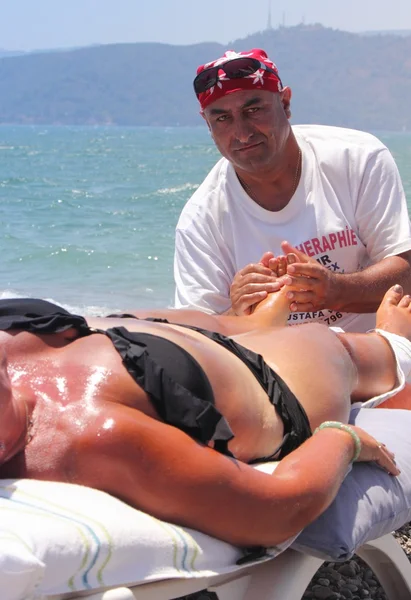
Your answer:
[174,226,233,314]
[355,147,411,262]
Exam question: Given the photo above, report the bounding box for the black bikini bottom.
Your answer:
[106,314,313,461]
[0,299,311,460]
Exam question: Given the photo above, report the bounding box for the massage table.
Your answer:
[3,408,411,600]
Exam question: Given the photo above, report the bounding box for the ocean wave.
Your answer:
[157,182,198,195]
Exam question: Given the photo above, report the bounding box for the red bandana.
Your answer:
[195,48,283,111]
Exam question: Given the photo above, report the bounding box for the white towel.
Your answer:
[0,464,293,600]
[361,329,411,408]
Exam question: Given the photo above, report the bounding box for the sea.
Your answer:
[1,125,411,316]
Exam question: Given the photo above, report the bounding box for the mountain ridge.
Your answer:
[0,25,410,130]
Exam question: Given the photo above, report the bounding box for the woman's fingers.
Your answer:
[353,426,400,476]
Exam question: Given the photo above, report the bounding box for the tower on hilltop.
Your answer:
[266,1,273,30]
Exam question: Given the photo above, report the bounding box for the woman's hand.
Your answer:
[351,425,400,476]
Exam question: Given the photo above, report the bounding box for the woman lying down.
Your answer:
[0,283,410,548]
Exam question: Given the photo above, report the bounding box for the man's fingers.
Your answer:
[287,262,320,278]
[281,241,310,263]
[289,301,315,313]
[231,281,281,314]
[239,282,282,295]
[235,291,268,314]
[240,263,277,277]
[237,275,283,288]
[286,291,318,312]
[231,261,290,315]
[285,277,317,293]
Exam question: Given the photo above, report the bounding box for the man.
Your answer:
[0,286,409,547]
[174,48,411,332]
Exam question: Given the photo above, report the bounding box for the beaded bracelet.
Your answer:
[313,421,362,462]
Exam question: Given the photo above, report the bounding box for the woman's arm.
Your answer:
[70,405,398,548]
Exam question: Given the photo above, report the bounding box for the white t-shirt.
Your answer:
[174,125,411,332]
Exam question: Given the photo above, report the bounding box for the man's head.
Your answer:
[193,49,293,173]
[194,49,283,112]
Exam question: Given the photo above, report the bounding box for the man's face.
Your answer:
[203,89,292,173]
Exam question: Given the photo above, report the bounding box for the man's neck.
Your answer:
[235,142,302,212]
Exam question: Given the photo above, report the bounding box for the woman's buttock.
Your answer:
[233,323,357,429]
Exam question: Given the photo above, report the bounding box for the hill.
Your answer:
[0,49,26,58]
[0,25,410,130]
[362,29,411,37]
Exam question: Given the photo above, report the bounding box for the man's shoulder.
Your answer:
[293,124,386,153]
[192,156,229,199]
[177,157,231,229]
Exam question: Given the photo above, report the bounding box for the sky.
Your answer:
[1,0,411,52]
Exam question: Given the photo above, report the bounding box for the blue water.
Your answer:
[0,125,410,315]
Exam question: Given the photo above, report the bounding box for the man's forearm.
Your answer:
[332,253,411,313]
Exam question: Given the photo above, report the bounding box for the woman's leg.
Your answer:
[89,286,291,335]
[248,284,411,406]
[337,286,411,403]
[230,286,411,431]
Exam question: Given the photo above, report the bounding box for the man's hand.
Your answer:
[230,252,290,315]
[280,241,342,312]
